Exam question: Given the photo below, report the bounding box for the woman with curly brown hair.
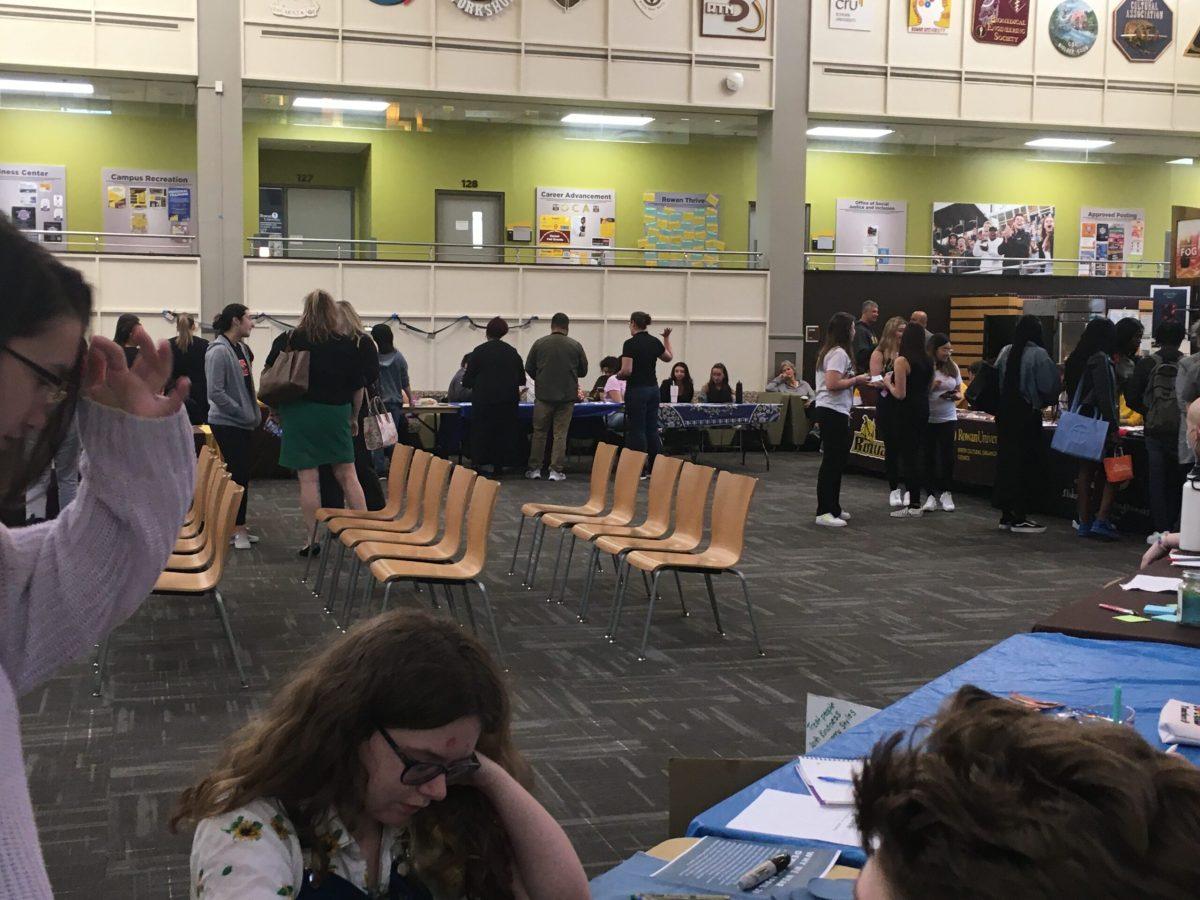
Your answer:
[175,613,587,900]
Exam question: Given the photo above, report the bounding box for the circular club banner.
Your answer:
[1049,0,1099,56]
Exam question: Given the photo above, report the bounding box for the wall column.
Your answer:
[759,0,809,370]
[197,0,244,321]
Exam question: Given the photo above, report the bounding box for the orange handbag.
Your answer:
[1104,447,1134,484]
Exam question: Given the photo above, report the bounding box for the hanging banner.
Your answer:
[699,0,769,40]
[830,0,872,30]
[835,199,907,271]
[1049,0,1099,56]
[1078,207,1145,276]
[932,202,1056,274]
[536,186,616,265]
[1173,206,1200,281]
[909,0,951,34]
[1112,0,1172,61]
[0,163,66,247]
[639,192,721,269]
[102,168,195,254]
[972,0,1029,44]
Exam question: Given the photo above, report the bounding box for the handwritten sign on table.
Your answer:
[805,694,880,752]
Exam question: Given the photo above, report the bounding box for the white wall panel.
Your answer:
[95,21,197,76]
[522,268,605,318]
[608,58,692,104]
[244,24,340,82]
[609,0,690,52]
[1179,0,1200,85]
[343,264,432,317]
[688,272,768,320]
[809,66,888,115]
[522,53,608,100]
[55,255,200,343]
[1104,87,1175,128]
[1175,91,1200,128]
[343,0,433,35]
[809,0,889,64]
[433,266,521,317]
[245,259,339,310]
[522,0,608,46]
[691,60,773,108]
[0,14,96,70]
[342,38,433,90]
[435,46,522,95]
[686,322,766,390]
[1104,0,1176,83]
[1033,0,1107,79]
[100,0,195,16]
[604,270,687,320]
[887,73,961,118]
[888,14,963,71]
[961,80,1033,123]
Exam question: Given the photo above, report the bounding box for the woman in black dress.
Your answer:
[883,321,933,518]
[463,317,526,475]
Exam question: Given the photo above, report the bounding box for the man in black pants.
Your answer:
[617,311,673,474]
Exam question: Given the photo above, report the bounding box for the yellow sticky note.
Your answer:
[1114,614,1151,623]
[706,193,719,207]
[643,192,655,202]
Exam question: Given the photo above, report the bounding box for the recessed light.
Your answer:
[807,125,894,139]
[293,97,390,112]
[1167,157,1195,166]
[1025,137,1113,150]
[561,113,654,127]
[0,77,93,96]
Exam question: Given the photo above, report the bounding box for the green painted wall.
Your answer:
[805,148,1200,263]
[0,108,196,234]
[258,147,370,239]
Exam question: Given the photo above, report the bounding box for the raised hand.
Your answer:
[84,326,187,419]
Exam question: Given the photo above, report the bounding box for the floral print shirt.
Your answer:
[190,798,422,899]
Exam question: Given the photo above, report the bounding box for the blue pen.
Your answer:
[817,776,855,785]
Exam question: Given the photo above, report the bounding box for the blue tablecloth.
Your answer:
[659,402,781,429]
[451,401,620,421]
[687,632,1200,866]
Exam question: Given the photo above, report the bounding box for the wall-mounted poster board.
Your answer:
[932,201,1055,274]
[639,192,722,268]
[0,163,66,246]
[835,199,907,271]
[1173,206,1200,283]
[102,168,195,254]
[1078,207,1145,276]
[536,186,615,265]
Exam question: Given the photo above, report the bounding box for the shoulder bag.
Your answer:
[257,332,310,406]
[362,396,399,451]
[1051,373,1108,462]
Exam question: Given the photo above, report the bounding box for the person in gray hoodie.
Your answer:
[205,303,259,549]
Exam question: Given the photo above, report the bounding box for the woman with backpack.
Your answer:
[1126,320,1186,535]
[1063,317,1120,541]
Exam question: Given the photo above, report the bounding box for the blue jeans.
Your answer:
[1145,433,1186,532]
[623,385,661,468]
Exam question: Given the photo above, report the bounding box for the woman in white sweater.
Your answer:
[0,215,194,897]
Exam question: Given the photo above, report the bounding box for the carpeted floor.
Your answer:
[20,450,1142,897]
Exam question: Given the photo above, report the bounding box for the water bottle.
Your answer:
[670,384,679,403]
[735,381,743,404]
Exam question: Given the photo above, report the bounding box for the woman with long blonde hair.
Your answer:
[333,299,385,511]
[177,612,589,900]
[870,316,908,508]
[264,289,367,555]
[169,312,211,435]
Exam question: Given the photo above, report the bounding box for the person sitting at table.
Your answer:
[590,356,620,401]
[697,362,733,403]
[446,354,472,403]
[177,612,590,900]
[463,317,525,476]
[660,362,695,403]
[764,360,814,401]
[1141,398,1200,568]
[603,357,627,433]
[853,685,1200,900]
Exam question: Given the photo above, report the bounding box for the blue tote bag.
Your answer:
[1051,374,1108,462]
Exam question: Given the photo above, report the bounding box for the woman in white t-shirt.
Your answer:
[922,333,963,513]
[815,311,873,527]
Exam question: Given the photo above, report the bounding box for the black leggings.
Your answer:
[210,424,252,526]
[877,398,902,490]
[816,407,851,516]
[896,416,927,509]
[924,420,956,496]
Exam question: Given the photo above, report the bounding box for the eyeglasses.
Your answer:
[0,343,74,405]
[376,726,481,786]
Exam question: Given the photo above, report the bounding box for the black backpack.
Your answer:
[965,360,1001,415]
[1143,352,1181,436]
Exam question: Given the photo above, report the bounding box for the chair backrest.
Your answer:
[459,477,500,576]
[419,455,453,530]
[609,447,648,517]
[708,471,757,561]
[643,454,684,530]
[396,450,431,528]
[673,463,717,543]
[198,469,232,545]
[191,448,215,508]
[585,442,619,508]
[439,465,478,552]
[188,449,221,531]
[384,443,415,509]
[207,481,246,581]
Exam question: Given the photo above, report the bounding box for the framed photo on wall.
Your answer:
[699,0,770,40]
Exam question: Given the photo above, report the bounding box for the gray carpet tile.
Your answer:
[20,450,1141,896]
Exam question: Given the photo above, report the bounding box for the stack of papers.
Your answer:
[794,757,861,807]
[1120,575,1182,594]
[726,789,861,848]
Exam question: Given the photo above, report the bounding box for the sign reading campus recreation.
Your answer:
[829,0,871,31]
[909,0,951,34]
[972,0,1029,44]
[0,162,66,246]
[102,168,195,254]
[639,192,722,268]
[536,186,615,265]
[1078,207,1145,277]
[699,0,769,40]
[835,199,907,271]
[1113,0,1172,61]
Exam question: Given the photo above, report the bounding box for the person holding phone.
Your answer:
[923,334,963,512]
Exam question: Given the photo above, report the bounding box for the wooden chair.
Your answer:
[369,477,506,666]
[579,462,716,627]
[508,441,618,582]
[620,471,763,661]
[179,447,216,538]
[164,474,237,572]
[175,450,225,552]
[545,451,677,606]
[338,465,478,629]
[302,444,415,584]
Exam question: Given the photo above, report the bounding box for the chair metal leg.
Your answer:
[674,570,688,617]
[427,581,441,609]
[526,520,548,591]
[704,573,725,636]
[522,515,543,586]
[546,528,567,603]
[340,555,362,628]
[212,589,248,688]
[578,544,601,622]
[640,569,662,602]
[554,533,577,605]
[380,581,394,614]
[637,571,663,662]
[606,556,631,641]
[91,637,110,698]
[301,520,320,583]
[508,515,526,576]
[442,584,458,622]
[730,568,766,656]
[460,584,478,635]
[324,541,347,614]
[342,562,366,629]
[312,529,334,597]
[473,581,507,669]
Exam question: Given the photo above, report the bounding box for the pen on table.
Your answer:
[736,853,792,891]
[1098,603,1135,616]
[1111,684,1123,724]
[817,776,855,785]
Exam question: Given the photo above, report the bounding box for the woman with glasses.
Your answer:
[0,216,194,897]
[177,613,588,900]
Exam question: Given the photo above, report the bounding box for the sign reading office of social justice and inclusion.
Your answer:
[1078,207,1145,277]
[1113,0,1172,61]
[102,168,195,254]
[639,192,722,269]
[0,163,67,246]
[699,0,769,40]
[972,0,1029,44]
[909,0,951,33]
[830,0,871,31]
[536,187,616,265]
[835,199,907,271]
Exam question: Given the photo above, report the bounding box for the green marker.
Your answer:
[1112,684,1123,724]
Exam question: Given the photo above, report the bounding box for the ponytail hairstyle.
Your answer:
[175,313,196,352]
[212,303,249,337]
[817,312,856,371]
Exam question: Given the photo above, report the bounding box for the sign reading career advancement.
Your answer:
[972,0,1029,45]
[1113,0,1172,61]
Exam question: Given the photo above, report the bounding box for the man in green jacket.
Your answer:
[525,313,589,481]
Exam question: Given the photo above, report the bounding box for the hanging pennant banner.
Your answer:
[972,0,1029,44]
[909,0,951,34]
[1112,0,1173,62]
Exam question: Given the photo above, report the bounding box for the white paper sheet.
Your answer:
[795,757,862,806]
[726,789,861,847]
[1121,575,1182,593]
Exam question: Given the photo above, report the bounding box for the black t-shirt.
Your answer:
[621,331,665,388]
[231,341,255,402]
[266,330,364,406]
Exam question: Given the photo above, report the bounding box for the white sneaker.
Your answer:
[939,492,955,512]
[922,494,940,512]
[903,491,910,506]
[838,510,851,521]
[815,513,847,528]
[547,469,566,482]
[232,532,252,550]
[889,489,903,508]
[525,469,542,479]
[890,507,923,519]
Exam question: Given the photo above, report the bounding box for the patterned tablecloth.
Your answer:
[658,402,781,429]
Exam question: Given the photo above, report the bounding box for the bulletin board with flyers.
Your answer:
[638,192,722,268]
[1077,207,1145,277]
[535,186,616,265]
[101,168,196,254]
[0,163,67,246]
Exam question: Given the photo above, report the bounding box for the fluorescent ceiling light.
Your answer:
[0,77,93,95]
[293,97,390,112]
[1167,157,1195,166]
[807,125,894,139]
[60,107,111,116]
[1025,137,1113,150]
[561,113,654,127]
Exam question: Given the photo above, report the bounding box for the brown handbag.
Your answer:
[257,332,310,406]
